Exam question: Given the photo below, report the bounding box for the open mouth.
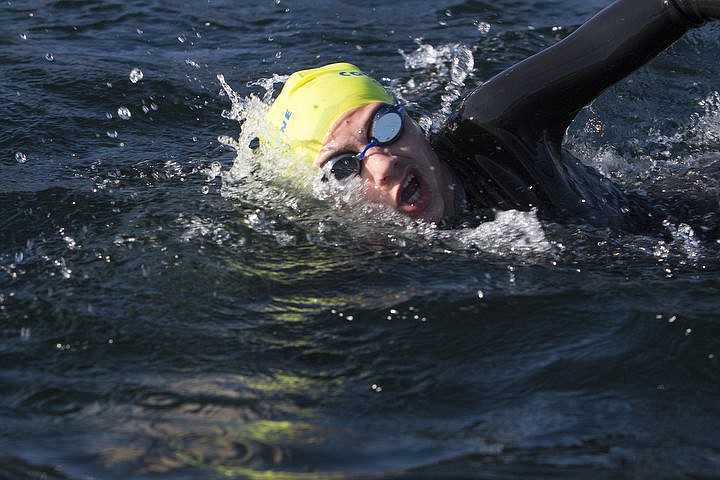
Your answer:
[396,169,430,216]
[400,174,421,205]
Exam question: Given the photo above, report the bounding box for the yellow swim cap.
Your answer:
[266,62,394,165]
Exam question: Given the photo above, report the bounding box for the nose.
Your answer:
[361,149,400,187]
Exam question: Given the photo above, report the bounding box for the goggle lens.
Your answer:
[372,104,404,145]
[321,101,405,182]
[323,153,361,182]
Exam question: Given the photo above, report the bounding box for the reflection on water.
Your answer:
[97,374,336,479]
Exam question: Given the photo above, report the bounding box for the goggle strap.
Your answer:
[356,138,377,160]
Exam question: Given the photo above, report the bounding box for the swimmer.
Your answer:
[266,0,720,234]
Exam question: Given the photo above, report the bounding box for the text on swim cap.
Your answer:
[280,109,292,133]
[338,71,368,77]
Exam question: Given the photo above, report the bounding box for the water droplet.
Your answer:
[475,21,491,34]
[63,235,77,249]
[477,289,484,299]
[105,112,113,119]
[150,102,158,111]
[106,130,118,138]
[15,152,27,163]
[45,52,54,62]
[117,106,131,120]
[19,32,28,40]
[20,327,31,341]
[129,67,144,83]
[136,28,144,35]
[177,34,187,43]
[142,105,149,114]
[371,384,383,393]
[201,185,209,195]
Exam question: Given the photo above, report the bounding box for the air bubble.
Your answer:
[15,152,27,164]
[201,185,209,195]
[117,106,131,120]
[107,130,118,138]
[129,67,144,83]
[45,53,54,62]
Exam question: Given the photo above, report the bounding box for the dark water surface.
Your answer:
[2,1,720,478]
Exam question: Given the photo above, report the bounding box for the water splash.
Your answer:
[691,91,720,146]
[178,214,231,244]
[117,106,131,120]
[216,66,556,259]
[474,21,492,34]
[398,39,475,133]
[129,67,144,83]
[662,220,703,261]
[429,209,554,257]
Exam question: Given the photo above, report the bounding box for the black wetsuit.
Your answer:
[433,0,720,234]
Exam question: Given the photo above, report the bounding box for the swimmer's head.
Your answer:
[266,62,457,223]
[266,62,394,164]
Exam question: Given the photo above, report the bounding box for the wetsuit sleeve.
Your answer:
[461,0,720,147]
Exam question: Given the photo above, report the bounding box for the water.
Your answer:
[2,1,720,478]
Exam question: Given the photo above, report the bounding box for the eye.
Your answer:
[321,153,361,181]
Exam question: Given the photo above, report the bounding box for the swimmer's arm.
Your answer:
[461,0,720,146]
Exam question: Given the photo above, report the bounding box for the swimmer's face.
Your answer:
[316,102,456,222]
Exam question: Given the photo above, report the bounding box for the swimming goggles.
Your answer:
[321,101,405,182]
